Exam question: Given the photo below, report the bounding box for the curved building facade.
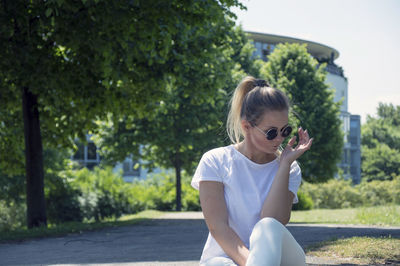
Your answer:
[246,31,361,183]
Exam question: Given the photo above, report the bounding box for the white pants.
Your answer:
[202,217,306,266]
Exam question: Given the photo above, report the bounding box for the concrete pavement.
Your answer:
[0,212,399,266]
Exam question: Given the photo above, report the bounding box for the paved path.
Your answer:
[0,212,399,266]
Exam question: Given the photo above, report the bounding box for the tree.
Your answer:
[0,0,242,227]
[94,26,260,211]
[361,103,400,181]
[261,43,343,182]
[216,26,265,143]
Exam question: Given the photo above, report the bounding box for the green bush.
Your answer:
[358,180,392,206]
[60,167,196,219]
[130,171,200,211]
[292,191,313,210]
[392,176,400,204]
[1,165,201,230]
[301,179,362,209]
[45,173,82,224]
[130,173,173,211]
[357,176,400,206]
[63,167,140,221]
[4,163,398,231]
[0,201,26,231]
[182,180,201,211]
[300,177,400,209]
[43,149,85,224]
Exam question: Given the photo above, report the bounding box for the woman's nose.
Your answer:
[274,134,285,143]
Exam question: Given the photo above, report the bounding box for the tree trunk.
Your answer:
[22,87,47,228]
[175,163,182,212]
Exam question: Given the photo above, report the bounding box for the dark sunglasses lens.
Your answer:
[282,126,292,137]
[266,129,278,140]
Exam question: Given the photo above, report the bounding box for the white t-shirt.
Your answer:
[191,144,302,263]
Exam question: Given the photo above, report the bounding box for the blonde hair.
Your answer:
[226,76,290,144]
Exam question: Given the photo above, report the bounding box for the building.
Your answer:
[349,115,361,183]
[247,31,361,183]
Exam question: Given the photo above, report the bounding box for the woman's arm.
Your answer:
[199,181,249,266]
[260,128,313,225]
[260,161,294,224]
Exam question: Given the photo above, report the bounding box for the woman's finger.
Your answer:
[287,135,297,148]
[304,137,313,150]
[302,129,310,143]
[300,130,307,144]
[296,128,302,145]
[299,127,303,140]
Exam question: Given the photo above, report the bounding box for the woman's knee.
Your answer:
[254,217,284,232]
[250,217,285,246]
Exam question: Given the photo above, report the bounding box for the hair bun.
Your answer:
[254,79,268,88]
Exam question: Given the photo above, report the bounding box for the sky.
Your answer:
[233,0,400,124]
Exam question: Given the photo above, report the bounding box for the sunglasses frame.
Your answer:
[254,125,293,140]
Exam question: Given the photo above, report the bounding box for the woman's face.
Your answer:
[246,110,289,155]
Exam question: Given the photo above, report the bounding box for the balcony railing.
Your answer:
[324,64,345,77]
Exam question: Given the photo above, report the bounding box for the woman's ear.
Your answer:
[241,119,252,133]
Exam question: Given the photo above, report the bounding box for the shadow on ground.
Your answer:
[0,218,399,265]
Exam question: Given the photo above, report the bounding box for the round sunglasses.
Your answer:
[254,125,293,140]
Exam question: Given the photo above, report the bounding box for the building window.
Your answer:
[254,41,262,58]
[122,160,141,177]
[73,143,84,161]
[123,161,130,173]
[350,166,357,175]
[132,161,141,176]
[72,139,101,169]
[87,142,97,160]
[349,136,358,145]
[350,120,358,128]
[261,43,269,60]
[262,49,269,58]
[342,149,350,165]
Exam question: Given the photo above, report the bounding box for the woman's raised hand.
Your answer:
[280,127,313,165]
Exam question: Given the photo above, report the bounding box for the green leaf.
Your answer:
[45,8,52,17]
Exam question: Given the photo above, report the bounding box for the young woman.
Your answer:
[191,76,313,266]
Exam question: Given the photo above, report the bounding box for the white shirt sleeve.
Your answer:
[191,151,223,190]
[288,161,302,203]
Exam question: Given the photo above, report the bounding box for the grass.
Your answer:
[292,206,400,264]
[306,236,400,265]
[0,210,163,243]
[291,205,400,226]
